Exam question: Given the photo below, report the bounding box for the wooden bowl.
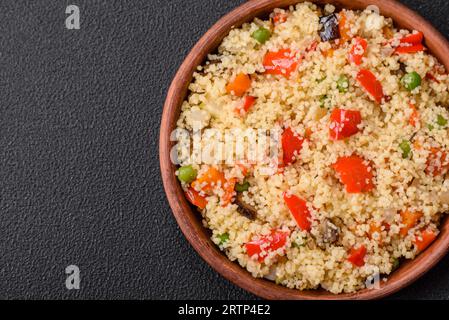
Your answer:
[160,0,449,299]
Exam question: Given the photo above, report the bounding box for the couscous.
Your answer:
[174,2,449,293]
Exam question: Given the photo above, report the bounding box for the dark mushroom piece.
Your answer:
[319,13,340,42]
[235,193,257,220]
[316,218,340,249]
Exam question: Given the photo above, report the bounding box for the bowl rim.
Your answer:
[159,0,449,300]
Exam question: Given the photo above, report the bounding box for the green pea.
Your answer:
[427,123,434,131]
[235,181,250,192]
[218,233,229,246]
[401,71,422,91]
[251,27,271,44]
[337,75,349,93]
[319,94,328,108]
[177,165,197,183]
[437,114,448,127]
[399,140,411,159]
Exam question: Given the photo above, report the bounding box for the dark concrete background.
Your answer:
[0,0,448,299]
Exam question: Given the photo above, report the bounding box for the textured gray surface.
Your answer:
[0,0,449,299]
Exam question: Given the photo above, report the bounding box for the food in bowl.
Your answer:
[173,2,449,293]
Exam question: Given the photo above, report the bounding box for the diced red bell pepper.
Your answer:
[426,147,449,176]
[333,155,374,193]
[348,37,368,65]
[401,31,424,44]
[414,229,437,252]
[185,187,208,209]
[281,127,304,165]
[395,32,425,54]
[347,245,367,267]
[263,49,299,78]
[235,96,256,116]
[395,43,425,54]
[283,193,312,231]
[329,108,362,140]
[245,230,289,262]
[356,69,384,103]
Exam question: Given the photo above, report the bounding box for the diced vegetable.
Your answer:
[245,230,288,262]
[437,114,448,127]
[329,108,362,140]
[347,245,367,267]
[235,193,257,220]
[283,193,312,231]
[426,147,449,176]
[348,37,367,65]
[401,72,422,91]
[414,229,437,252]
[232,197,251,221]
[319,13,340,42]
[272,12,288,25]
[408,103,420,127]
[401,31,424,44]
[399,210,423,237]
[185,187,208,209]
[395,31,425,54]
[356,69,384,103]
[395,43,425,54]
[399,140,411,159]
[177,165,197,183]
[428,124,435,131]
[281,127,304,165]
[337,75,350,93]
[338,12,351,42]
[192,167,226,193]
[226,73,252,96]
[251,27,271,44]
[368,222,383,244]
[263,49,299,77]
[235,180,250,192]
[235,96,256,116]
[218,233,230,246]
[333,155,374,193]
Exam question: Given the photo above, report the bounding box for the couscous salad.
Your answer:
[174,2,449,293]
